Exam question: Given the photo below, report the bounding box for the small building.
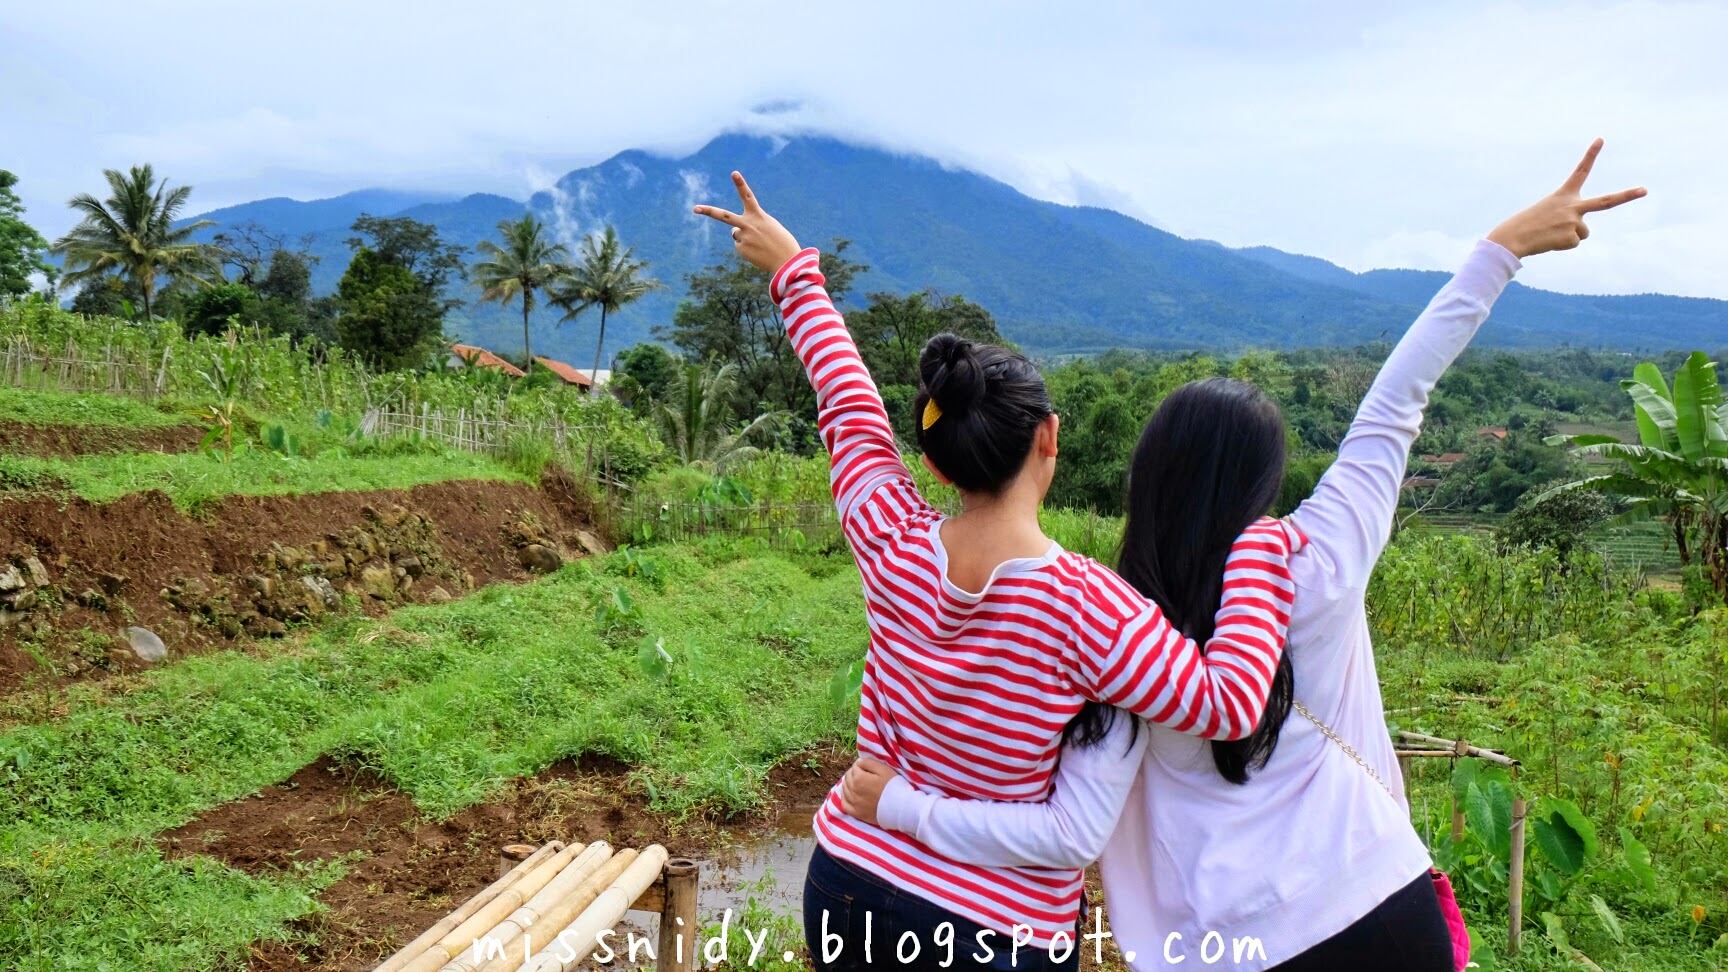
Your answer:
[1421,452,1467,468]
[1401,476,1443,493]
[534,357,601,392]
[1477,426,1509,441]
[449,344,525,378]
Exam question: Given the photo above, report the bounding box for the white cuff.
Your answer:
[875,775,931,836]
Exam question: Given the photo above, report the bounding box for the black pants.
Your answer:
[803,845,1080,971]
[1270,871,1455,971]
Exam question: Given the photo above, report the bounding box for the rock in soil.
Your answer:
[517,543,563,573]
[0,565,22,592]
[22,557,49,587]
[125,626,168,662]
[359,565,397,600]
[301,576,340,611]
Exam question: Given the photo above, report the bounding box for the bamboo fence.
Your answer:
[607,494,842,549]
[0,337,170,400]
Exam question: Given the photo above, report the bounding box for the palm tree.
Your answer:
[469,215,571,366]
[550,226,659,382]
[656,360,783,471]
[52,164,215,321]
[1543,352,1728,599]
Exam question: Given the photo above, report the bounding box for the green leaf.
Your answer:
[1545,798,1600,859]
[1624,371,1679,452]
[637,635,671,681]
[1672,352,1724,462]
[1541,912,1571,953]
[1452,758,1483,807]
[1619,826,1657,894]
[1533,814,1589,876]
[1466,781,1512,859]
[1589,894,1624,945]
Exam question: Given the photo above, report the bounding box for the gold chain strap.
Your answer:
[1292,700,1400,805]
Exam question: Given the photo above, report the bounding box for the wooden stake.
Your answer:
[1508,797,1527,955]
[658,858,700,972]
[375,841,563,972]
[499,844,537,880]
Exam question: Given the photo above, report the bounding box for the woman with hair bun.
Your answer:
[697,173,1303,971]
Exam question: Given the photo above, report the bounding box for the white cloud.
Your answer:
[3,0,1722,298]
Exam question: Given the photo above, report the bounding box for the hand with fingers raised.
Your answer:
[693,171,804,273]
[1487,139,1646,259]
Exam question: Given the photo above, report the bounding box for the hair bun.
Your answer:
[919,333,986,414]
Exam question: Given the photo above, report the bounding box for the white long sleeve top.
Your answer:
[876,239,1523,969]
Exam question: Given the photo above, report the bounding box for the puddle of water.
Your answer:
[598,806,819,967]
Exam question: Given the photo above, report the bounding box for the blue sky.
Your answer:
[3,0,1723,298]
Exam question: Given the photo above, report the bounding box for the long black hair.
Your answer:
[914,334,1053,494]
[1064,377,1292,784]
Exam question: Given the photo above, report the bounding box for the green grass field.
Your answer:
[0,387,191,429]
[0,542,862,970]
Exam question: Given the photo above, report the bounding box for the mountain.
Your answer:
[188,135,1728,364]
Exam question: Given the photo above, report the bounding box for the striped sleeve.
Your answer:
[772,248,931,544]
[1080,517,1305,741]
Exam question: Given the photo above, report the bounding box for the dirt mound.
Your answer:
[160,748,850,971]
[0,419,204,457]
[0,475,608,701]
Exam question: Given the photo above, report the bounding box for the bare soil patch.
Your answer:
[0,419,204,457]
[0,474,605,702]
[159,747,851,972]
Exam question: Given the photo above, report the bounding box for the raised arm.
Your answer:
[1083,517,1304,741]
[843,717,1147,870]
[1290,139,1646,590]
[696,173,929,538]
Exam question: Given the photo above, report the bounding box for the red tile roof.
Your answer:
[1478,426,1509,440]
[451,344,525,378]
[534,356,595,387]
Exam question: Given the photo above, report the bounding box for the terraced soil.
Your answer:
[160,748,848,971]
[0,471,603,700]
[0,419,204,457]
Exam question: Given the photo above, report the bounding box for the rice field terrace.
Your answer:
[1,304,1725,972]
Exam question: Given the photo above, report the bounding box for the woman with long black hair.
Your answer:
[694,173,1306,970]
[838,141,1645,970]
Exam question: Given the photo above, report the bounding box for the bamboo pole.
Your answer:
[374,841,564,972]
[658,858,699,972]
[519,845,669,972]
[1508,797,1527,955]
[467,849,640,972]
[393,842,593,972]
[1399,731,1520,767]
[448,842,618,972]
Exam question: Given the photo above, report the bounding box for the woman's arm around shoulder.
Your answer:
[1080,517,1303,742]
[843,713,1148,870]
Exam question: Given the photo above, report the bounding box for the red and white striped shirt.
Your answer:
[772,249,1303,946]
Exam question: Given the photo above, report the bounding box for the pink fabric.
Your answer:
[1430,868,1470,971]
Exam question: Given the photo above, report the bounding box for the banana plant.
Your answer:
[1542,352,1728,600]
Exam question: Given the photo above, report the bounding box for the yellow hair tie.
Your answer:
[921,399,943,431]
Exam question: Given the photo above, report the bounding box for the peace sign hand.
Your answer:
[693,171,804,273]
[1486,139,1647,259]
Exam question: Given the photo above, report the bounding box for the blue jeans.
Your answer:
[803,845,1082,972]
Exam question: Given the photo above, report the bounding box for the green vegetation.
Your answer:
[0,386,187,429]
[471,214,572,365]
[1547,352,1727,601]
[0,543,860,970]
[1369,537,1728,969]
[51,164,217,322]
[550,225,661,380]
[0,170,55,298]
[0,447,522,510]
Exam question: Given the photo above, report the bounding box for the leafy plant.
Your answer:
[1545,352,1728,602]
